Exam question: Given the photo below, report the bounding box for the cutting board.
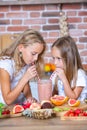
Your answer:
[10,113,22,118]
[61,116,87,121]
[54,103,87,117]
[55,103,87,110]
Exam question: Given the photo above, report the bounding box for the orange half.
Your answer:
[50,95,69,106]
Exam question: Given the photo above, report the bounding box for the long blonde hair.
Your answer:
[0,29,46,74]
[52,36,83,86]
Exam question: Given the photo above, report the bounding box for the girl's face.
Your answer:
[19,43,44,65]
[51,46,65,69]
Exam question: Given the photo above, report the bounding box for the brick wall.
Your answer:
[0,3,87,68]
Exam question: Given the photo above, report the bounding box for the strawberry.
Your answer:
[69,112,75,116]
[74,113,79,116]
[64,111,70,116]
[83,112,87,116]
[74,109,82,115]
[2,110,10,115]
[23,103,31,109]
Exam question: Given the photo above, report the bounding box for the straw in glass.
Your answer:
[50,71,56,80]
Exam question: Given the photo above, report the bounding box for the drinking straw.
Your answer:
[50,71,56,80]
[29,61,40,81]
[37,73,40,81]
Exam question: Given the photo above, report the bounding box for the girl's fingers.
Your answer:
[25,97,37,104]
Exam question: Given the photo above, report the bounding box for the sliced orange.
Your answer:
[50,95,69,106]
[68,99,80,107]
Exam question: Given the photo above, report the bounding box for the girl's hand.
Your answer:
[24,97,37,104]
[55,67,66,81]
[23,65,38,82]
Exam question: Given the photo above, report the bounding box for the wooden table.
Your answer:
[0,116,87,130]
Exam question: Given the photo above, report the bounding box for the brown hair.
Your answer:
[52,35,83,86]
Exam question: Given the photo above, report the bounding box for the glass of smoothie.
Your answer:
[38,79,52,102]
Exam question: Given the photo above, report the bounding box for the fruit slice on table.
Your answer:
[53,106,70,112]
[68,99,80,107]
[41,100,53,109]
[12,105,24,114]
[29,103,41,110]
[50,95,69,106]
[53,107,63,112]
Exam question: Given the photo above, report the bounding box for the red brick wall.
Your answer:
[0,3,87,68]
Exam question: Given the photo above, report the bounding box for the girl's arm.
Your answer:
[23,83,37,103]
[22,83,32,99]
[52,85,58,96]
[0,69,29,105]
[0,64,37,105]
[55,68,84,99]
[62,77,83,99]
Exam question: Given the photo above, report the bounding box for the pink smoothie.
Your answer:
[38,79,52,102]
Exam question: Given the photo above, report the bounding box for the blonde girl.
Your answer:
[51,36,87,101]
[0,29,45,105]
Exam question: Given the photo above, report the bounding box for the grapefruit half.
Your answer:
[12,105,24,114]
[68,99,80,107]
[50,95,69,106]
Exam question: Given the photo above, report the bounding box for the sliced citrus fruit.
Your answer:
[68,99,80,107]
[12,105,24,114]
[50,95,69,106]
[29,103,41,110]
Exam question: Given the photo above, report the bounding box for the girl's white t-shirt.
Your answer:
[0,58,28,105]
[52,69,87,101]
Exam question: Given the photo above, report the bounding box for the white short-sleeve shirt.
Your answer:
[0,57,28,105]
[52,69,87,101]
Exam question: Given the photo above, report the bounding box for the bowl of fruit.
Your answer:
[22,101,55,119]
